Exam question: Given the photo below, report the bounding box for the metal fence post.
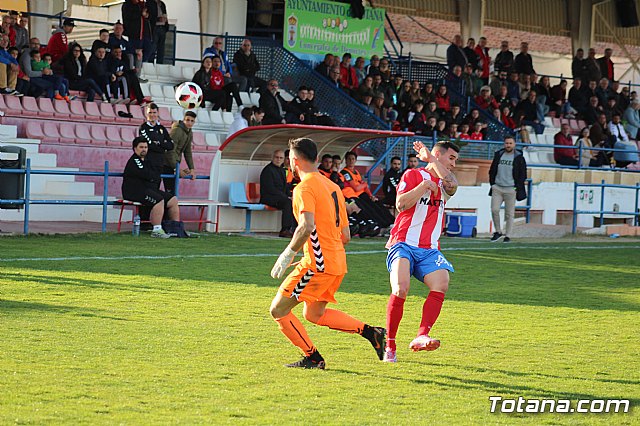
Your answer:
[572,181,578,234]
[102,161,109,233]
[599,179,605,228]
[24,158,31,236]
[635,183,640,226]
[174,161,181,197]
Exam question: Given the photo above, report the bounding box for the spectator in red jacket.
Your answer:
[470,122,485,140]
[47,18,75,63]
[501,105,517,129]
[474,36,491,83]
[435,84,451,113]
[339,52,358,94]
[1,14,16,48]
[475,86,500,111]
[553,123,578,165]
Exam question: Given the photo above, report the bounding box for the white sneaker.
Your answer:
[151,229,171,239]
[383,348,397,363]
[409,335,440,352]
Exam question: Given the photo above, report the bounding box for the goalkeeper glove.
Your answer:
[271,247,297,279]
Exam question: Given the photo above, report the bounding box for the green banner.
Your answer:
[283,0,385,59]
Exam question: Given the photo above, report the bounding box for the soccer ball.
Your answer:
[175,82,203,109]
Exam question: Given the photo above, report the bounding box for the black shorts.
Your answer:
[125,188,174,206]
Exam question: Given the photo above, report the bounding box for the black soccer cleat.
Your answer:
[363,326,387,360]
[285,351,325,369]
[490,232,503,242]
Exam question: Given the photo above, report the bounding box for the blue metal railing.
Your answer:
[572,181,640,234]
[0,160,208,235]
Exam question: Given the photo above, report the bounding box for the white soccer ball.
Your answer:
[175,82,203,110]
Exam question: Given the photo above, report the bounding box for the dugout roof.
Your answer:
[219,125,414,161]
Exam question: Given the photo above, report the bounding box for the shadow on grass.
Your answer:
[0,299,130,321]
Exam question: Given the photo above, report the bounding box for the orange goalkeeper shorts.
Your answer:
[279,264,344,304]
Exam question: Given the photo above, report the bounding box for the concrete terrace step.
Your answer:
[44,181,95,197]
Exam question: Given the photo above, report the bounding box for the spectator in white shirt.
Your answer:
[226,106,253,139]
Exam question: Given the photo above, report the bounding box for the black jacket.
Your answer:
[86,55,111,81]
[62,54,88,82]
[139,121,174,176]
[122,0,143,41]
[122,153,158,198]
[260,162,288,203]
[259,91,288,125]
[233,49,261,78]
[514,53,535,75]
[489,148,527,201]
[382,168,402,206]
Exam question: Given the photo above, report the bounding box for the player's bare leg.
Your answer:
[270,292,325,369]
[385,258,411,362]
[409,269,449,352]
[303,301,386,360]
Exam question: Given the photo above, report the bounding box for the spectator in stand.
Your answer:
[164,110,196,195]
[609,112,639,167]
[550,79,576,118]
[46,18,75,64]
[488,136,527,243]
[572,48,586,81]
[534,75,551,111]
[471,67,485,96]
[18,38,49,97]
[122,0,151,72]
[285,85,310,124]
[13,12,29,52]
[470,122,484,140]
[122,137,177,239]
[490,70,508,98]
[1,14,16,48]
[446,103,465,126]
[516,90,544,134]
[584,95,603,125]
[595,78,614,108]
[435,84,451,113]
[458,123,471,139]
[193,55,241,112]
[619,86,631,111]
[519,73,533,101]
[62,43,107,102]
[422,81,436,103]
[475,85,499,111]
[227,106,253,138]
[381,156,402,207]
[107,46,130,103]
[464,108,482,128]
[408,100,426,133]
[494,40,514,74]
[623,100,640,141]
[204,36,247,92]
[575,127,601,167]
[354,56,366,85]
[306,87,334,126]
[0,34,20,96]
[86,46,114,101]
[569,78,588,117]
[514,42,535,76]
[597,48,614,83]
[148,0,168,64]
[359,90,374,111]
[475,36,491,84]
[448,63,466,94]
[397,80,412,122]
[91,29,111,55]
[233,39,265,92]
[584,48,601,84]
[259,78,287,124]
[583,79,598,101]
[371,93,397,125]
[424,101,440,121]
[421,116,438,137]
[365,55,380,75]
[109,21,137,76]
[391,74,404,107]
[250,106,264,126]
[314,53,333,78]
[30,50,70,100]
[328,65,344,90]
[553,123,578,165]
[501,105,517,129]
[447,34,468,70]
[609,112,630,142]
[260,149,294,238]
[603,96,623,122]
[339,52,358,94]
[9,47,29,95]
[379,57,392,83]
[590,112,614,164]
[408,80,423,105]
[495,84,511,111]
[371,73,392,106]
[463,38,478,71]
[356,75,373,102]
[446,123,459,139]
[459,63,474,97]
[507,71,521,106]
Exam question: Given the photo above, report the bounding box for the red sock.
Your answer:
[386,294,405,351]
[418,291,445,336]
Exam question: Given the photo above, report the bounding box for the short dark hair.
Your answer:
[288,138,317,162]
[252,106,264,114]
[42,53,51,60]
[345,151,357,160]
[408,153,417,159]
[332,155,341,161]
[30,49,40,57]
[391,156,401,162]
[147,102,159,111]
[435,141,460,153]
[298,85,308,92]
[99,29,109,35]
[240,107,252,120]
[132,136,147,149]
[8,46,18,54]
[321,154,333,161]
[185,110,197,119]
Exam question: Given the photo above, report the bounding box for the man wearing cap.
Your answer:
[47,18,75,63]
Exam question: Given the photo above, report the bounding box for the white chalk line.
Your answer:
[1,245,639,263]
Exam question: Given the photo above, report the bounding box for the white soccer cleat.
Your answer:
[383,348,397,363]
[409,335,440,352]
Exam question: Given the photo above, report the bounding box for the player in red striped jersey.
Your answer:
[383,140,459,363]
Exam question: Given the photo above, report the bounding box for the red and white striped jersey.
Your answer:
[386,168,451,250]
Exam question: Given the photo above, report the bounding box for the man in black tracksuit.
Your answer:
[382,156,402,208]
[122,137,179,238]
[260,149,294,237]
[138,103,174,225]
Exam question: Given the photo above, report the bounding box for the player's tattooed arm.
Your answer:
[442,171,458,196]
[396,179,437,211]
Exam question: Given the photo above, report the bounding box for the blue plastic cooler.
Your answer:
[445,213,477,238]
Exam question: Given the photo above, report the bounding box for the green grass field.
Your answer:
[0,234,639,424]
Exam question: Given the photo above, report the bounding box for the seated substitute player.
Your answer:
[269,137,386,369]
[122,137,180,239]
[384,140,459,363]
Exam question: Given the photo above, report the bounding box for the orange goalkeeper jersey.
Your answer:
[293,172,349,275]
